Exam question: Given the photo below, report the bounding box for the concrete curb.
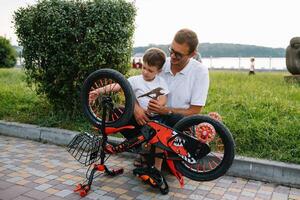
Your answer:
[0,120,299,188]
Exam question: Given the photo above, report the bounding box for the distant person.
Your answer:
[132,58,137,68]
[136,58,143,69]
[249,57,255,75]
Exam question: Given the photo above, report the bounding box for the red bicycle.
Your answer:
[67,68,235,196]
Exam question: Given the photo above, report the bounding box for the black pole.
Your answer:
[100,97,108,165]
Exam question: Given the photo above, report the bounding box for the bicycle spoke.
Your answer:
[87,76,128,125]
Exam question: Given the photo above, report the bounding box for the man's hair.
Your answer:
[143,48,166,70]
[174,28,199,54]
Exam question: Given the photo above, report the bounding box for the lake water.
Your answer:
[132,57,287,71]
[201,57,287,71]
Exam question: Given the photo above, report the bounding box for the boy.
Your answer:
[89,48,169,169]
[128,48,169,117]
[128,48,169,169]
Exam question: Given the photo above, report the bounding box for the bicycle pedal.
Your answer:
[74,184,90,197]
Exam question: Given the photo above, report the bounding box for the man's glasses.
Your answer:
[168,47,189,60]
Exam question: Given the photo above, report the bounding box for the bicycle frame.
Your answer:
[70,68,235,197]
[70,95,210,196]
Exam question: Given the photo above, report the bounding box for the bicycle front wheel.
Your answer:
[81,68,135,129]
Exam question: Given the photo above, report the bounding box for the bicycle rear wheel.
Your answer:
[81,68,135,129]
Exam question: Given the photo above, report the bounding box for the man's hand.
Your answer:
[134,103,149,125]
[147,99,168,115]
[209,112,222,121]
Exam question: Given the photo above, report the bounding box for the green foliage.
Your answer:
[0,68,91,131]
[14,0,136,114]
[133,43,285,57]
[0,36,17,67]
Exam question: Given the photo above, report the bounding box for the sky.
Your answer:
[1,0,299,48]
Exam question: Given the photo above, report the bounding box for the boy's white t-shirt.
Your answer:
[128,75,169,110]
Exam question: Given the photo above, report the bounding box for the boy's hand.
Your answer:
[134,104,149,125]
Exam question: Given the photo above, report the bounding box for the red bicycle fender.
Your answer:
[105,125,135,135]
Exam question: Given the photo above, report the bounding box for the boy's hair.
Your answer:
[143,48,166,70]
[174,28,199,54]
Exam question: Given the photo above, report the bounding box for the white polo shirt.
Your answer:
[159,58,209,109]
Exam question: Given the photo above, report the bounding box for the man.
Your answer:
[133,28,210,170]
[127,29,209,169]
[134,28,209,127]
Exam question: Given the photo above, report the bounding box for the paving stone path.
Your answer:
[0,135,300,200]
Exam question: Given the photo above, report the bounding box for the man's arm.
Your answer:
[168,105,203,116]
[147,99,203,116]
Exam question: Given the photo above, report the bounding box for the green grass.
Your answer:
[0,68,299,164]
[205,71,300,164]
[0,68,91,132]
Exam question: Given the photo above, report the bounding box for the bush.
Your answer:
[14,0,136,115]
[0,36,17,68]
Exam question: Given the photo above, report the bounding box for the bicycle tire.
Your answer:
[81,68,135,128]
[173,115,235,181]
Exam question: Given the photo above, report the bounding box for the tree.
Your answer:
[0,36,17,68]
[14,0,136,115]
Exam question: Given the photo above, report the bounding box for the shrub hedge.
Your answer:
[14,0,136,114]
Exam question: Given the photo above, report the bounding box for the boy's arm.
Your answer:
[95,83,121,94]
[89,83,121,102]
